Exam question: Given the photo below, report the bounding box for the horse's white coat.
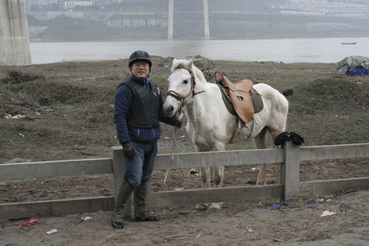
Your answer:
[163,58,289,209]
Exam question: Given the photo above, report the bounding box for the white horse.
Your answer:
[163,58,289,209]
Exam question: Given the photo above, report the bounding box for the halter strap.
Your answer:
[167,67,205,104]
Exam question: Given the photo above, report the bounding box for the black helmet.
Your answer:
[128,50,152,68]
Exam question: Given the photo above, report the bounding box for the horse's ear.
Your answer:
[188,57,195,68]
[171,58,180,72]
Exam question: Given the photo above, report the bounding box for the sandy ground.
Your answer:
[1,158,369,246]
[1,189,369,246]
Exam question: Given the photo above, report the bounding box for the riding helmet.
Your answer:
[128,50,152,68]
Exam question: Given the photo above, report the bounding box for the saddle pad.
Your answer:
[251,89,263,113]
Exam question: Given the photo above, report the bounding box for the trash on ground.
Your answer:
[307,205,318,209]
[247,226,254,232]
[47,229,58,234]
[316,198,324,203]
[190,168,199,174]
[4,114,26,120]
[320,210,336,217]
[18,218,39,230]
[340,204,346,212]
[266,204,294,210]
[268,204,284,210]
[82,216,92,220]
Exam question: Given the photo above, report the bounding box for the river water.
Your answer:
[30,37,369,64]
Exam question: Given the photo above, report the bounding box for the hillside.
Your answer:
[0,57,369,164]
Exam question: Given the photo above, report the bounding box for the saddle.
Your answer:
[215,71,255,123]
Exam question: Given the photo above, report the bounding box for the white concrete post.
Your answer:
[112,146,131,217]
[203,0,210,40]
[281,141,301,200]
[0,0,31,66]
[168,0,174,40]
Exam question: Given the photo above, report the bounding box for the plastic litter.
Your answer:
[47,229,58,234]
[340,204,346,212]
[82,216,92,220]
[316,198,324,203]
[320,210,336,217]
[247,226,254,232]
[268,204,284,210]
[19,218,39,230]
[266,204,294,210]
[251,168,259,171]
[307,205,317,209]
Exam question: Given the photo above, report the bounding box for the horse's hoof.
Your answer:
[195,204,208,210]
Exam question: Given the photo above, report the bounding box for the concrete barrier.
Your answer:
[0,142,368,220]
[0,0,31,66]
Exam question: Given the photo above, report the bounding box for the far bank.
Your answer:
[28,37,369,65]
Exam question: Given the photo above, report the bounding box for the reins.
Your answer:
[163,110,186,190]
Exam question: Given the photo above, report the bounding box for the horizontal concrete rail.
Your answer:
[2,143,367,182]
[300,143,369,161]
[0,148,284,182]
[0,158,113,181]
[154,148,284,169]
[3,176,369,219]
[1,142,369,220]
[0,185,282,219]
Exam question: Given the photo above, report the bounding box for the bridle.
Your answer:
[166,67,205,108]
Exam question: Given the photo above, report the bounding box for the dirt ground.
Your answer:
[1,157,369,246]
[1,177,369,246]
[1,57,369,245]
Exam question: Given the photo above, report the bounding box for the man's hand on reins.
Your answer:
[172,116,182,129]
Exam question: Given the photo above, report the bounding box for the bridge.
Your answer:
[0,0,210,66]
[168,0,210,40]
[0,0,31,66]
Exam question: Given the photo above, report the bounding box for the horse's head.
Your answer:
[163,57,202,117]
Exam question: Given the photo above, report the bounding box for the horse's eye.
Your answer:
[183,80,188,84]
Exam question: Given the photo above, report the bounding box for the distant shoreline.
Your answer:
[29,35,367,43]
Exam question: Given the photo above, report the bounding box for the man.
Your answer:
[112,50,181,229]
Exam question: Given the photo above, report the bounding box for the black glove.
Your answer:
[172,116,182,129]
[274,131,305,146]
[122,142,136,159]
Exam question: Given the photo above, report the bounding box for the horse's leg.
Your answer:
[207,165,224,210]
[269,128,286,185]
[200,166,211,188]
[196,144,211,210]
[208,143,225,209]
[194,167,211,210]
[253,127,268,185]
[213,166,224,188]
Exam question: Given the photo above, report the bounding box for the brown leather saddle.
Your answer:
[215,71,255,123]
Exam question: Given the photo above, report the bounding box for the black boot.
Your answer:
[111,181,135,228]
[134,181,160,222]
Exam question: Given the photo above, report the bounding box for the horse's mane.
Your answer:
[171,58,207,82]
